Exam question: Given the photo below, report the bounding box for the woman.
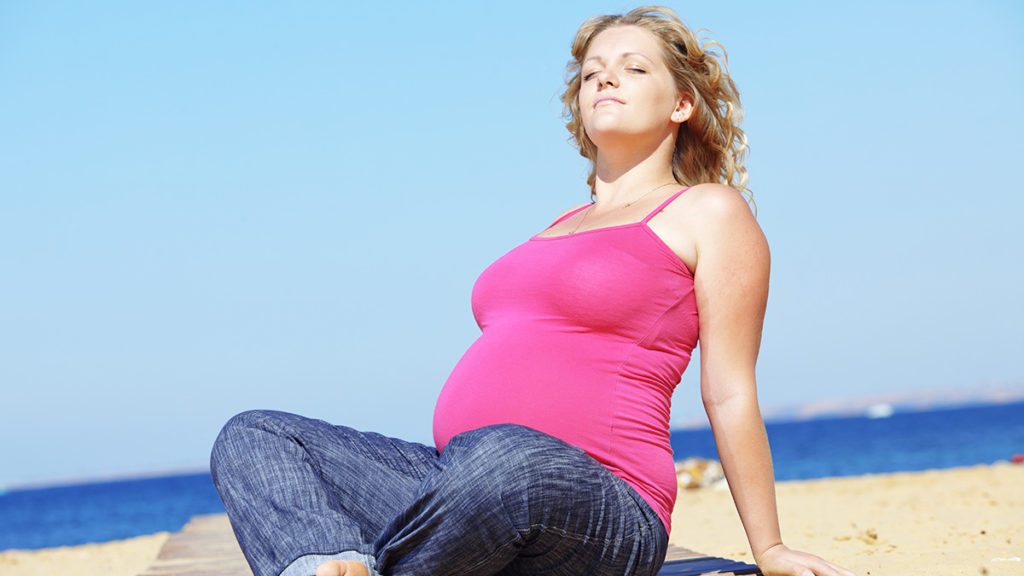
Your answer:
[211,7,854,576]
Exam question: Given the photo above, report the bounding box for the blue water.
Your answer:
[2,401,1022,551]
[0,473,225,551]
[670,401,1024,480]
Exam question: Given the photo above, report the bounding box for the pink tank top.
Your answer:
[432,188,698,534]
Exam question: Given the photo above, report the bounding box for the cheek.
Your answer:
[655,84,683,114]
[579,105,599,138]
[577,84,593,109]
[578,92,594,125]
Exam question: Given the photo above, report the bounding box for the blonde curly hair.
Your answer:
[562,6,751,204]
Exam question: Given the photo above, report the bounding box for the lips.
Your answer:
[593,96,624,108]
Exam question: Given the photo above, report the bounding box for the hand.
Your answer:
[756,543,856,576]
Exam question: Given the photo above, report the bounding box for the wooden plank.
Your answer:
[138,515,251,576]
[139,514,760,576]
[659,556,762,575]
[662,544,762,575]
[664,544,708,561]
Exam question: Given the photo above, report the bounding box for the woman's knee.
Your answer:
[210,410,290,477]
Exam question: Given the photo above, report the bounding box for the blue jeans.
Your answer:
[210,410,668,576]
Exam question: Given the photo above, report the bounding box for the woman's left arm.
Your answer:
[688,185,855,576]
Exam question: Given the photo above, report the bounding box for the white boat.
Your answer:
[866,403,895,419]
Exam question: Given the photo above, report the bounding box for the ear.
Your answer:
[671,94,694,124]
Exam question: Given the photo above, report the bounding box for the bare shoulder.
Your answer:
[673,184,763,243]
[651,184,764,270]
[670,183,755,225]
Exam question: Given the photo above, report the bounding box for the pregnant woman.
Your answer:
[211,6,854,576]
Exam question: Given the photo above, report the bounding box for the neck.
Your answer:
[592,132,678,205]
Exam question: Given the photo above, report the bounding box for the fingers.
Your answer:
[804,555,858,576]
[758,545,858,576]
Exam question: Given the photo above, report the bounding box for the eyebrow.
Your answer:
[582,51,655,65]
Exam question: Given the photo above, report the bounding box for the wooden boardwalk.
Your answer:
[139,514,760,576]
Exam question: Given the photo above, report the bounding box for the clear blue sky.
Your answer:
[2,1,1022,488]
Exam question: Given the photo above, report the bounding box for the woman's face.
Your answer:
[578,25,687,150]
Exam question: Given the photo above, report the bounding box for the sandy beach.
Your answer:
[672,462,1024,576]
[2,463,1021,576]
[0,531,168,576]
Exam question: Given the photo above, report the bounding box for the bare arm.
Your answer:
[688,185,855,576]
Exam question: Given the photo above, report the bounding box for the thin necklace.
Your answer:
[570,182,679,234]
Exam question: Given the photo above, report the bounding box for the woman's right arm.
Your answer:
[686,184,856,576]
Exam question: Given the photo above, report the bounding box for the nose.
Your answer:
[596,69,618,89]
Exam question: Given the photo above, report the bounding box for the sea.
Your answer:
[2,401,1022,551]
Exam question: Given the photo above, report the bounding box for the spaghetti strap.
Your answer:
[544,203,592,230]
[641,187,691,224]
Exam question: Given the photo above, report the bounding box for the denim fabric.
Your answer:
[211,410,667,576]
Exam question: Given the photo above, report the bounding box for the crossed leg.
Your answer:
[211,411,667,576]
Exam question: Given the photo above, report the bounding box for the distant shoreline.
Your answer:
[1,466,211,493]
[672,385,1024,429]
